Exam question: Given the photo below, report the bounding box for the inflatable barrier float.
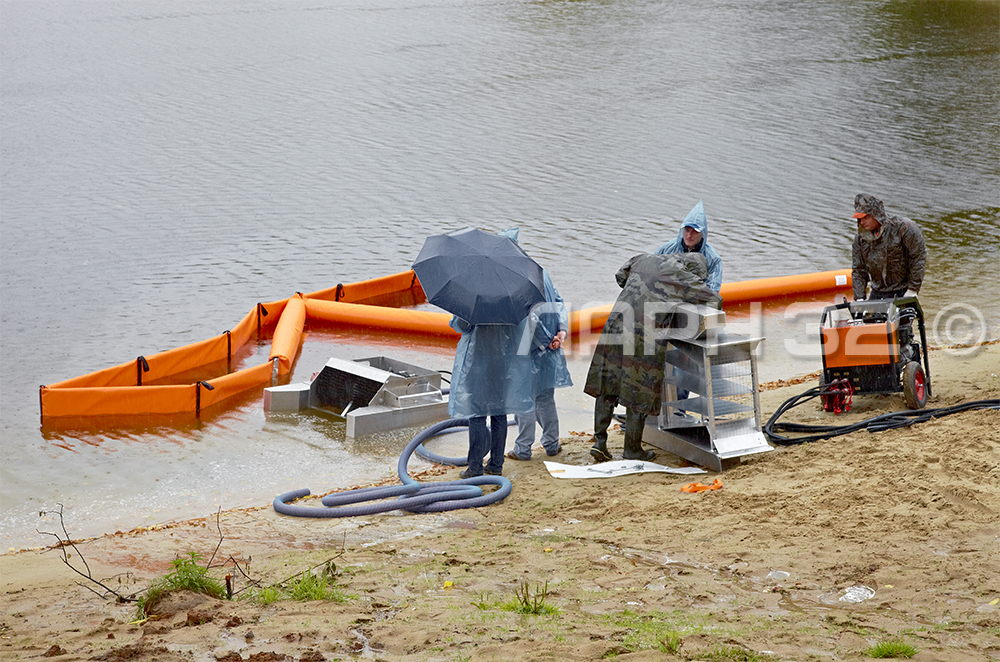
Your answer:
[39,268,851,423]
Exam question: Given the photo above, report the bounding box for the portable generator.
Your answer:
[819,296,932,411]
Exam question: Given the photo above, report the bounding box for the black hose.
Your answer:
[764,386,999,446]
[273,417,513,518]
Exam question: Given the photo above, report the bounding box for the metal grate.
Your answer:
[313,368,382,412]
[711,360,756,427]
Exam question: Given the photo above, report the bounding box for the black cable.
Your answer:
[764,387,999,446]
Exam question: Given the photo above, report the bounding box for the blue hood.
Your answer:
[676,199,708,242]
[653,199,722,292]
[498,227,520,244]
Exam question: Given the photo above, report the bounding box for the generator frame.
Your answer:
[819,296,932,410]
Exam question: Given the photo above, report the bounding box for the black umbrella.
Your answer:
[412,227,546,325]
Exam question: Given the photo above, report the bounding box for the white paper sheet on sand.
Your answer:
[543,460,707,479]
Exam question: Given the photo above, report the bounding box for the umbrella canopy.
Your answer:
[412,227,546,325]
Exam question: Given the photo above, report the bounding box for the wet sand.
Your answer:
[2,344,998,661]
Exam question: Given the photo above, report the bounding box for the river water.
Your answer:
[1,0,998,550]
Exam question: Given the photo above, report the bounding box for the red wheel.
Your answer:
[903,361,927,410]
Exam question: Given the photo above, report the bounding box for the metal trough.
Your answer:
[264,356,448,437]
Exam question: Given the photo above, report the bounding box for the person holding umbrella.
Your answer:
[447,315,533,477]
[584,252,723,462]
[412,227,543,478]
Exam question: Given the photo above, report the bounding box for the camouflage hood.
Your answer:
[850,198,928,299]
[854,193,888,225]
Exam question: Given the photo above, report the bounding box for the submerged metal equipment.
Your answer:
[264,356,448,437]
[642,304,772,472]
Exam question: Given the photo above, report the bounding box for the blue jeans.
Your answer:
[512,389,559,458]
[467,415,507,475]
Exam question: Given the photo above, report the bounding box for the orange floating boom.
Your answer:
[569,269,852,335]
[306,298,455,336]
[719,269,851,305]
[40,268,851,421]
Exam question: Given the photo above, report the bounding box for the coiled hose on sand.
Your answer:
[273,417,512,518]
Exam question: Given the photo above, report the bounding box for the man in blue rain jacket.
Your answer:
[654,199,724,403]
[507,267,573,461]
[493,228,572,461]
[654,199,723,293]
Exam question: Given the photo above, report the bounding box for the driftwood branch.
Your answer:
[37,504,138,603]
[265,532,348,592]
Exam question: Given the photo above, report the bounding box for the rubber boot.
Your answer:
[622,447,656,461]
[589,437,612,462]
[622,410,655,461]
[591,394,615,462]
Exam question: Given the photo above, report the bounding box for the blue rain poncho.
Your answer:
[654,199,723,293]
[523,270,573,396]
[496,227,573,396]
[447,316,535,418]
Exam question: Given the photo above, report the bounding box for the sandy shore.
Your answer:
[2,344,998,662]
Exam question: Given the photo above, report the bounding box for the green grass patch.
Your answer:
[243,585,283,605]
[239,561,354,606]
[498,580,559,615]
[285,570,350,602]
[865,639,918,658]
[245,569,353,605]
[610,609,705,653]
[473,581,559,615]
[609,609,774,656]
[471,593,500,610]
[697,645,777,661]
[135,552,226,620]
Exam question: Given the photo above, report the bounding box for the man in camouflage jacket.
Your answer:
[851,194,927,301]
[584,252,722,462]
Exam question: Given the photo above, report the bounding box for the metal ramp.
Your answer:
[642,307,772,472]
[264,356,448,437]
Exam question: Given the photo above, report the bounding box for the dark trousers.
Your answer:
[593,394,648,452]
[468,415,507,475]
